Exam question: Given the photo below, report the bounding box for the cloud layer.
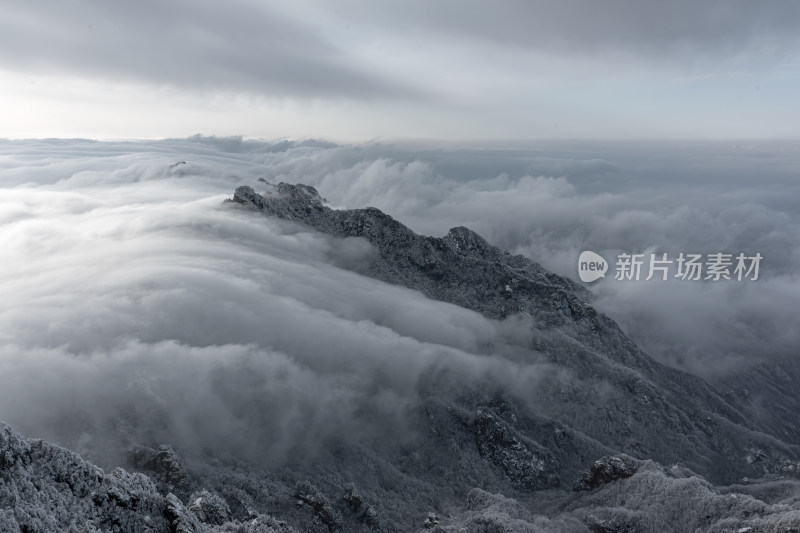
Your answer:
[0,137,531,465]
[0,137,797,465]
[285,139,800,376]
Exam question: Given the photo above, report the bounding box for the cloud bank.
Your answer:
[0,137,537,466]
[249,138,800,376]
[0,137,797,465]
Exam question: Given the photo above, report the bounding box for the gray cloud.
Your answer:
[3,2,800,141]
[0,137,797,468]
[3,0,798,105]
[327,0,800,67]
[0,137,550,467]
[0,0,420,99]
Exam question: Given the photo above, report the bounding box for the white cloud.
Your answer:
[0,138,538,466]
[0,137,797,466]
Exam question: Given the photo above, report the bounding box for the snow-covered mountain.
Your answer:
[4,419,800,532]
[230,182,800,484]
[4,180,799,532]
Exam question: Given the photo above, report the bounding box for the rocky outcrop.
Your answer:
[432,460,800,533]
[0,422,299,533]
[572,455,640,491]
[342,486,379,529]
[294,481,342,532]
[473,411,560,490]
[229,183,596,331]
[188,489,232,526]
[0,421,172,532]
[129,444,192,499]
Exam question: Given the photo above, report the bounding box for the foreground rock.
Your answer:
[0,422,297,533]
[4,421,798,532]
[572,455,640,492]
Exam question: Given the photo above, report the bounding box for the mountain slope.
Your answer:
[4,422,800,532]
[230,183,800,485]
[2,181,799,532]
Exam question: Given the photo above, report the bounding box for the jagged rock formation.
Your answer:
[188,490,232,526]
[572,455,640,491]
[228,182,800,487]
[293,482,342,532]
[230,183,591,327]
[473,410,560,490]
[129,444,192,500]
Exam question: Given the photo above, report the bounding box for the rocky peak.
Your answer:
[233,183,326,222]
[274,182,324,207]
[227,182,590,324]
[443,226,493,257]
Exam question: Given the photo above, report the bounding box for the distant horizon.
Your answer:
[3,134,800,145]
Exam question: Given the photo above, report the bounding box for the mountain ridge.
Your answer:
[2,182,799,532]
[229,182,800,485]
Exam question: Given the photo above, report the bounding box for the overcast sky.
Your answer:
[2,0,800,140]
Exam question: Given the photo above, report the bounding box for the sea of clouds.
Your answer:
[0,136,797,466]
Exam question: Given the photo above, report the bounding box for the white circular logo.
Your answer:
[578,250,608,282]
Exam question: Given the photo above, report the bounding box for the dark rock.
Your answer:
[423,512,440,529]
[128,444,191,498]
[573,455,640,491]
[165,492,204,533]
[187,489,231,525]
[473,410,560,490]
[294,481,341,531]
